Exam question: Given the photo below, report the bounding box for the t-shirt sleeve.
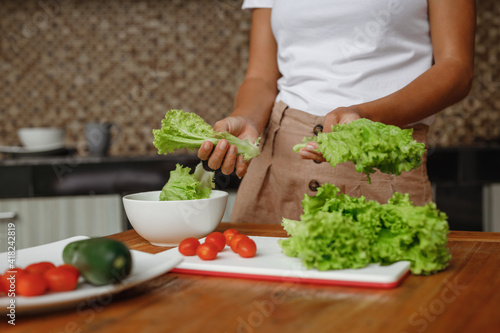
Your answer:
[242,0,274,10]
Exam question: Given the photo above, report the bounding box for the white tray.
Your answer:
[158,236,410,289]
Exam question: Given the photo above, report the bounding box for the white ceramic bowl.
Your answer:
[17,127,65,149]
[122,190,228,246]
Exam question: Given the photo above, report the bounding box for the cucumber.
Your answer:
[63,238,132,286]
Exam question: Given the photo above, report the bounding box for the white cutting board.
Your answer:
[157,236,410,289]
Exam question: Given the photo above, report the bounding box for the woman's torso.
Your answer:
[244,0,434,123]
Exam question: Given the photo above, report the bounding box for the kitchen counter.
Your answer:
[2,223,499,332]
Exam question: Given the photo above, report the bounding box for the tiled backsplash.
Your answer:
[1,0,499,157]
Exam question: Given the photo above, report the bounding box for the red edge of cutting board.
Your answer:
[170,267,411,289]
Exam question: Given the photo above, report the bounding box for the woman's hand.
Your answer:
[198,8,278,178]
[198,116,260,178]
[322,105,364,132]
[298,105,363,162]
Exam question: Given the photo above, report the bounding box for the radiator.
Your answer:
[0,194,124,250]
[483,183,500,232]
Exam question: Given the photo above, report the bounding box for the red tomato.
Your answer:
[205,232,226,252]
[0,267,24,292]
[58,264,80,280]
[196,243,218,260]
[178,238,201,256]
[44,266,79,292]
[17,273,48,297]
[230,234,249,253]
[25,261,56,275]
[237,237,257,258]
[223,229,240,246]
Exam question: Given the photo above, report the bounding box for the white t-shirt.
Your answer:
[242,0,434,124]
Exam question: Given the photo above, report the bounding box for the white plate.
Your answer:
[0,236,182,314]
[158,236,410,289]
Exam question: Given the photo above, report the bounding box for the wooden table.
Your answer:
[3,223,500,333]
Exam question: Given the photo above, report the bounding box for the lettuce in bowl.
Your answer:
[160,163,214,201]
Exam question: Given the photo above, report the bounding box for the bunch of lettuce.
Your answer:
[279,183,451,275]
[153,109,260,161]
[293,119,425,182]
[160,163,214,201]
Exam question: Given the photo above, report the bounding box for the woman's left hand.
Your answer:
[322,105,364,132]
[298,105,363,162]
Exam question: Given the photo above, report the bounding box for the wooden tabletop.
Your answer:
[3,223,500,333]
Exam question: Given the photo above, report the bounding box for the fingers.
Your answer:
[198,139,249,177]
[220,145,237,175]
[338,113,360,125]
[208,143,249,177]
[298,142,326,163]
[307,141,319,150]
[323,113,340,134]
[206,139,230,170]
[213,119,231,133]
[198,115,251,177]
[235,155,248,178]
[213,117,245,136]
[197,141,214,160]
[212,144,250,178]
[324,106,363,132]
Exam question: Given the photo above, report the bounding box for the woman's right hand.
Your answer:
[197,116,260,178]
[199,8,278,178]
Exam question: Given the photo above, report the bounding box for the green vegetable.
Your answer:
[160,163,214,201]
[279,183,451,275]
[293,119,425,182]
[153,109,260,161]
[63,238,132,286]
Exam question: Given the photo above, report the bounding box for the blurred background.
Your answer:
[0,0,498,154]
[0,0,251,156]
[0,0,499,248]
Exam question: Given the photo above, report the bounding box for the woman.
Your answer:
[198,0,475,224]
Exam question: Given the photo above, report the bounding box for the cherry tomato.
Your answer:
[196,243,218,260]
[58,264,81,280]
[237,237,257,258]
[17,273,47,297]
[230,234,249,253]
[0,267,24,292]
[178,238,201,256]
[44,266,79,292]
[205,232,226,252]
[223,229,240,246]
[0,277,5,295]
[25,261,56,275]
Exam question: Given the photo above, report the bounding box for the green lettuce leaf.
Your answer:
[293,119,426,182]
[159,163,214,201]
[280,213,372,271]
[153,109,260,161]
[279,183,451,275]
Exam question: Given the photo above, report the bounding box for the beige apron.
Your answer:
[230,101,433,225]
